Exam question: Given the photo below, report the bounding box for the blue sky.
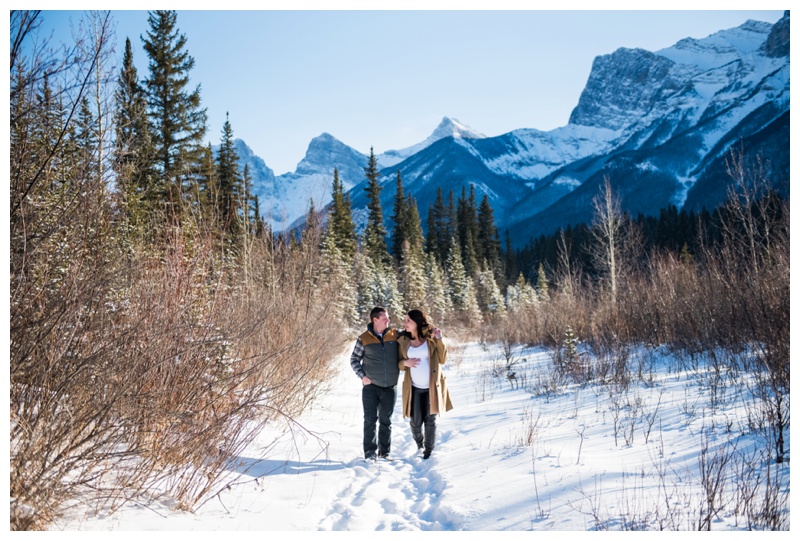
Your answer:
[35,4,785,175]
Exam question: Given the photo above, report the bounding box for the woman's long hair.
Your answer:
[407,309,433,339]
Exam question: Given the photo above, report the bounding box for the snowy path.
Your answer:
[51,339,790,531]
[298,346,466,531]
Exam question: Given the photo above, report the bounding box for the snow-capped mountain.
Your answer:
[504,13,789,242]
[376,117,486,169]
[245,12,789,245]
[244,117,485,232]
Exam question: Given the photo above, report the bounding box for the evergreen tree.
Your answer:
[404,195,424,253]
[241,163,254,232]
[195,142,217,216]
[252,193,266,237]
[327,168,357,260]
[321,221,359,326]
[397,192,427,311]
[476,268,506,316]
[446,236,481,322]
[536,263,549,301]
[457,185,480,277]
[362,147,391,267]
[477,194,502,272]
[142,10,208,201]
[425,186,450,264]
[215,112,242,235]
[463,229,480,281]
[391,170,407,263]
[113,37,154,220]
[75,96,99,177]
[504,230,518,283]
[355,253,403,321]
[302,198,322,246]
[399,240,427,312]
[424,252,452,325]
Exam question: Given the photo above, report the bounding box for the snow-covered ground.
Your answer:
[51,339,790,531]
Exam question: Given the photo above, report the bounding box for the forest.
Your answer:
[9,10,789,530]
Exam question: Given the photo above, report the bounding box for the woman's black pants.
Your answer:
[410,386,437,453]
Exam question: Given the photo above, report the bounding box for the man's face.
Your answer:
[373,311,390,334]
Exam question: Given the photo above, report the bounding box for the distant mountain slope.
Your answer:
[242,11,788,247]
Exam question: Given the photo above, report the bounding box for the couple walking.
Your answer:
[349,307,453,461]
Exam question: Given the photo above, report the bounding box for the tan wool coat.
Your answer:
[397,335,454,418]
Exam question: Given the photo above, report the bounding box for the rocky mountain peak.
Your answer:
[295,132,366,176]
[568,48,677,131]
[430,116,486,140]
[760,11,789,58]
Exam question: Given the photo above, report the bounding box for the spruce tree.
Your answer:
[504,230,518,282]
[478,194,502,272]
[446,236,481,322]
[113,37,154,220]
[536,263,549,301]
[75,97,99,177]
[424,252,452,324]
[328,168,357,260]
[195,142,217,216]
[457,185,480,277]
[241,163,254,233]
[400,240,427,312]
[391,170,407,264]
[425,186,450,264]
[253,194,266,237]
[476,268,506,316]
[404,196,424,253]
[362,147,391,267]
[215,112,242,235]
[398,191,426,311]
[142,10,208,201]
[320,224,359,326]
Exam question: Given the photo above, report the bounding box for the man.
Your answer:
[349,306,402,461]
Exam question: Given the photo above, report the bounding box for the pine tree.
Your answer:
[355,253,403,321]
[362,147,391,267]
[446,236,481,323]
[113,37,154,222]
[400,240,427,312]
[253,194,266,237]
[215,112,242,235]
[241,163,254,232]
[391,170,407,264]
[195,142,217,217]
[321,221,359,326]
[457,185,480,277]
[327,168,357,260]
[75,96,99,177]
[425,186,450,264]
[463,229,480,281]
[504,230,518,283]
[142,10,208,201]
[478,194,502,273]
[476,268,506,316]
[398,192,427,312]
[536,263,549,301]
[302,198,322,246]
[405,195,424,253]
[424,252,452,324]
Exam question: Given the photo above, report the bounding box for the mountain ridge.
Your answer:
[237,12,789,246]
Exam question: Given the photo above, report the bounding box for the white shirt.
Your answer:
[407,343,430,389]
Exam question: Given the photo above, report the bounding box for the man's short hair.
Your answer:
[370,306,387,321]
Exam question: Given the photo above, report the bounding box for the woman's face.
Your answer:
[403,315,418,336]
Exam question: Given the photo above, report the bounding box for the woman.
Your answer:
[398,309,453,459]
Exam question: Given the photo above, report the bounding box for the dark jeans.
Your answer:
[362,383,397,457]
[410,386,437,453]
